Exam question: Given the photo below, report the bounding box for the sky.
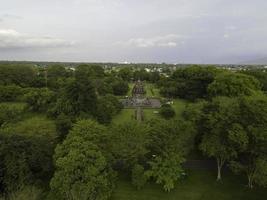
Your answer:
[0,0,267,64]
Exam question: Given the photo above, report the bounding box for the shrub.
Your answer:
[159,104,175,119]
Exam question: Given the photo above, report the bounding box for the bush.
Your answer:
[55,114,72,141]
[131,164,147,189]
[0,85,23,102]
[112,80,129,96]
[159,104,175,119]
[23,88,55,112]
[0,186,43,200]
[0,103,26,126]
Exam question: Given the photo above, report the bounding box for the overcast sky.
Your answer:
[0,0,267,64]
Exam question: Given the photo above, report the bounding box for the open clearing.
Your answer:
[112,170,267,200]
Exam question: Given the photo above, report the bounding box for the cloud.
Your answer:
[117,34,186,48]
[0,14,22,22]
[223,33,230,38]
[0,29,75,49]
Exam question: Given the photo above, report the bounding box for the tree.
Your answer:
[24,88,55,112]
[149,119,195,157]
[242,69,267,92]
[96,95,122,124]
[50,136,115,200]
[131,164,147,190]
[0,103,26,126]
[208,72,261,97]
[63,78,97,116]
[229,95,267,188]
[118,67,133,81]
[199,97,248,181]
[0,85,23,102]
[149,71,160,83]
[159,104,175,119]
[133,69,150,81]
[46,64,68,89]
[145,152,185,192]
[55,114,72,141]
[66,120,108,149]
[108,122,151,169]
[0,116,56,193]
[111,80,129,96]
[0,64,36,87]
[75,64,104,79]
[160,66,217,100]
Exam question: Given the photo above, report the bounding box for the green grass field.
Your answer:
[112,109,134,124]
[145,83,161,98]
[172,99,188,118]
[127,83,135,96]
[113,98,188,124]
[111,170,267,200]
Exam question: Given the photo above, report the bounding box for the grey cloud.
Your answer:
[116,34,186,48]
[0,0,267,63]
[0,29,75,49]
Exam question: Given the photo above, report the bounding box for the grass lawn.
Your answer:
[112,109,135,124]
[127,83,135,96]
[143,109,160,121]
[172,99,188,118]
[145,83,161,98]
[111,170,267,200]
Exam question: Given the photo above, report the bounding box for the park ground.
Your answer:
[111,170,267,200]
[112,83,267,200]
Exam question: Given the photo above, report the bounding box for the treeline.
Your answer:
[158,66,267,100]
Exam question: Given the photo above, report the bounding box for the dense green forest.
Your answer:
[0,63,267,200]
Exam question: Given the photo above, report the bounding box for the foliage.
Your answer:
[149,119,196,157]
[46,64,68,89]
[0,64,36,87]
[199,97,248,180]
[96,95,123,124]
[111,80,129,96]
[160,66,217,100]
[228,95,267,188]
[208,72,261,97]
[0,103,26,126]
[159,104,175,119]
[24,88,55,112]
[0,186,43,200]
[50,135,115,200]
[145,153,185,192]
[67,119,108,148]
[131,164,147,190]
[118,68,133,81]
[242,69,267,92]
[133,69,150,81]
[0,134,55,192]
[2,116,57,139]
[0,85,23,102]
[53,77,97,117]
[55,114,72,141]
[109,122,151,169]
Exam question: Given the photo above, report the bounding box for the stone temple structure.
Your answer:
[121,81,161,108]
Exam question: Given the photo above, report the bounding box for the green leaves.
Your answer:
[50,120,115,200]
[145,153,185,192]
[208,72,261,97]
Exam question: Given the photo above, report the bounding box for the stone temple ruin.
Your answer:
[121,80,161,109]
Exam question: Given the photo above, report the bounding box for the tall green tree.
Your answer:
[229,95,267,188]
[50,120,115,200]
[208,72,261,97]
[199,97,248,181]
[145,152,185,192]
[50,138,115,200]
[109,122,151,169]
